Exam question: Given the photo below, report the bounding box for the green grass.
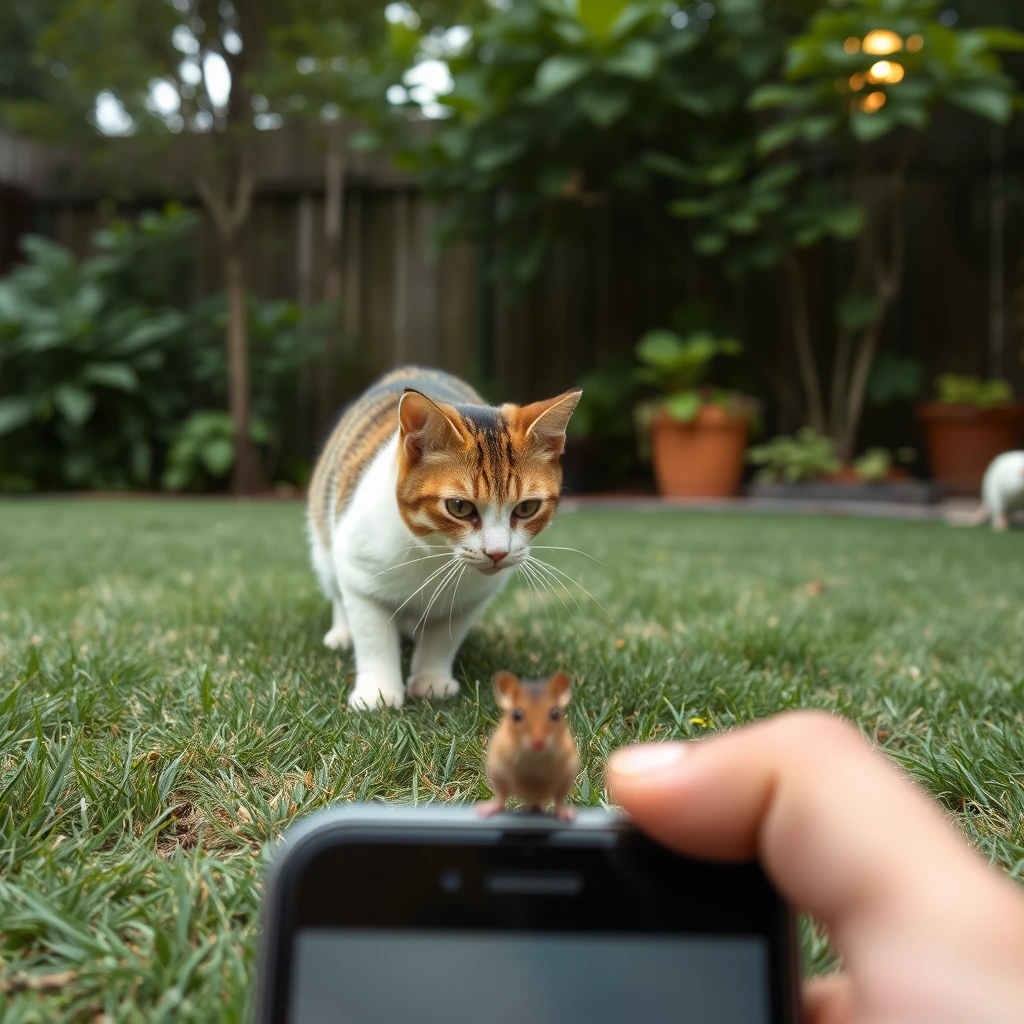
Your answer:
[1,500,1023,1020]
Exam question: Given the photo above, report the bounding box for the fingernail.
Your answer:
[609,743,688,776]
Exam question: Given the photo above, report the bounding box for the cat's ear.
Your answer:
[519,390,583,459]
[548,671,572,708]
[493,671,519,710]
[398,389,462,463]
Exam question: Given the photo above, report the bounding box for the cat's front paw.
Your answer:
[348,677,405,711]
[407,674,460,700]
[323,625,352,650]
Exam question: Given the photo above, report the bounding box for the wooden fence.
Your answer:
[9,122,1024,463]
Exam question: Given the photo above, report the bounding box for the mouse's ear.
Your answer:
[548,671,572,708]
[493,671,519,710]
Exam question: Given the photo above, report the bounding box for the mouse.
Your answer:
[477,670,581,821]
[955,451,1024,531]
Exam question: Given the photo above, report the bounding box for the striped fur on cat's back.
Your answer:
[307,367,581,711]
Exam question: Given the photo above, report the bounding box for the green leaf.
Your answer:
[837,295,881,331]
[669,197,718,217]
[751,161,801,193]
[348,130,384,153]
[827,204,866,239]
[850,109,896,143]
[578,0,632,43]
[976,27,1024,52]
[949,86,1013,125]
[695,232,727,256]
[642,151,693,181]
[53,384,96,427]
[663,391,702,422]
[199,438,235,478]
[757,119,803,156]
[748,83,802,110]
[577,89,630,127]
[722,209,759,234]
[0,395,35,437]
[473,140,527,173]
[606,39,658,80]
[535,55,591,99]
[81,362,139,392]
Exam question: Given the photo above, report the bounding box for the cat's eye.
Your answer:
[445,498,476,519]
[512,708,524,722]
[549,708,561,722]
[514,499,541,519]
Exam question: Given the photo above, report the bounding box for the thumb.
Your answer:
[605,711,1013,949]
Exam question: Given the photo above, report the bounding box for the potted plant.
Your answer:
[633,328,756,498]
[918,376,1024,496]
[747,432,935,503]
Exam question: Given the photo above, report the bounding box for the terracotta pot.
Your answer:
[650,405,750,498]
[917,403,1024,496]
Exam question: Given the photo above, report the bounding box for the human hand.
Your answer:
[606,711,1024,1024]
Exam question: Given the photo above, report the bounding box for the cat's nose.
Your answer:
[484,548,508,565]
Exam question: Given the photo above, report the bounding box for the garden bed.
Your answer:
[745,479,943,505]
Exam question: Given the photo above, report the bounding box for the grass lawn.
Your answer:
[1,500,1023,1021]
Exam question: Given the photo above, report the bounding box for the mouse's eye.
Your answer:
[549,708,561,722]
[512,708,524,722]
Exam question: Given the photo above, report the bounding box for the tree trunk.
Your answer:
[783,253,826,436]
[318,126,346,428]
[837,166,909,461]
[224,245,259,494]
[197,168,259,495]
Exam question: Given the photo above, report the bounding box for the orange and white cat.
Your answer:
[307,368,581,710]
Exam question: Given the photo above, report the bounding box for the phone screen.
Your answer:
[288,929,769,1024]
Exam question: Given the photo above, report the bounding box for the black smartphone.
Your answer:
[254,806,801,1024]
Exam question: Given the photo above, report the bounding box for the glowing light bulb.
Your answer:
[863,30,902,55]
[861,91,887,113]
[868,60,905,84]
[849,73,867,91]
[844,37,861,54]
[906,34,924,52]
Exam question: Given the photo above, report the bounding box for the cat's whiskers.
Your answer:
[448,565,467,640]
[370,552,453,579]
[530,545,603,563]
[516,562,553,626]
[388,558,458,625]
[520,557,570,619]
[526,555,615,623]
[524,556,580,623]
[413,559,463,637]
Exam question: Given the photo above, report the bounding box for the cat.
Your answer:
[307,367,581,710]
[957,451,1024,532]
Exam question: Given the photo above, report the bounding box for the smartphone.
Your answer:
[254,805,801,1024]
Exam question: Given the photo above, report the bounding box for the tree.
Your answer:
[391,0,1023,460]
[671,0,1024,457]
[6,0,303,492]
[263,0,490,422]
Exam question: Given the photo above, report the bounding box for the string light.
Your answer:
[863,30,902,55]
[868,61,905,84]
[861,91,887,113]
[906,34,924,52]
[844,37,861,54]
[849,73,867,91]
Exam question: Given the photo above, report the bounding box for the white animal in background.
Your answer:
[953,451,1024,532]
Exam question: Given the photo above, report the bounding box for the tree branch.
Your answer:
[195,174,233,242]
[783,251,826,435]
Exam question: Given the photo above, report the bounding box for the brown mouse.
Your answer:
[477,670,581,821]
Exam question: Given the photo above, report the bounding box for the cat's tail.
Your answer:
[945,503,989,527]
